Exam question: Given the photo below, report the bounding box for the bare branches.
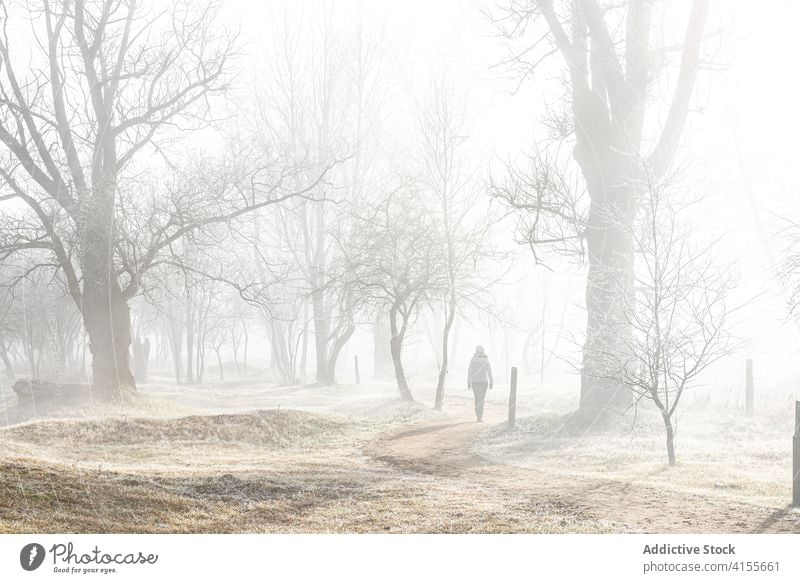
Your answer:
[488,0,714,185]
[584,165,735,463]
[341,184,447,313]
[780,216,800,321]
[490,143,588,263]
[646,0,711,178]
[0,166,81,302]
[0,0,239,396]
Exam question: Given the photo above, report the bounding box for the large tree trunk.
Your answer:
[79,184,136,401]
[132,337,150,383]
[82,283,135,401]
[0,339,14,379]
[572,85,638,422]
[389,307,413,401]
[579,190,635,421]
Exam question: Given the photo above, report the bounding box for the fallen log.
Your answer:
[13,379,93,403]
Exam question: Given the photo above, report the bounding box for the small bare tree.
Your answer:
[342,185,446,401]
[416,80,502,409]
[590,170,734,465]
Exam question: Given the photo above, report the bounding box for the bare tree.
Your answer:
[488,0,712,423]
[0,0,336,401]
[0,0,234,399]
[342,186,446,401]
[416,80,501,410]
[0,259,85,380]
[590,169,734,465]
[251,7,389,385]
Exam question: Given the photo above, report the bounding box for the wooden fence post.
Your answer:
[508,366,518,430]
[745,359,754,416]
[793,401,800,507]
[354,355,361,386]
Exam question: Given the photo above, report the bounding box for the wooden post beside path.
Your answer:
[508,366,518,430]
[745,359,754,416]
[793,401,800,507]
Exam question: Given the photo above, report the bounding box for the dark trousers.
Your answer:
[471,382,488,421]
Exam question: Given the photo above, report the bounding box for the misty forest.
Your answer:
[1,0,799,534]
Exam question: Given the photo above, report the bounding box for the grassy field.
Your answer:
[477,397,797,508]
[0,377,798,533]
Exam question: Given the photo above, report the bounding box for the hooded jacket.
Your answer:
[467,352,493,385]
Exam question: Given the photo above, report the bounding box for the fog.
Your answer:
[1,0,799,534]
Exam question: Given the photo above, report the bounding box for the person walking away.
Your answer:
[467,345,493,422]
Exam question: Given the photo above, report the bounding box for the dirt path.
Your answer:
[371,418,800,534]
